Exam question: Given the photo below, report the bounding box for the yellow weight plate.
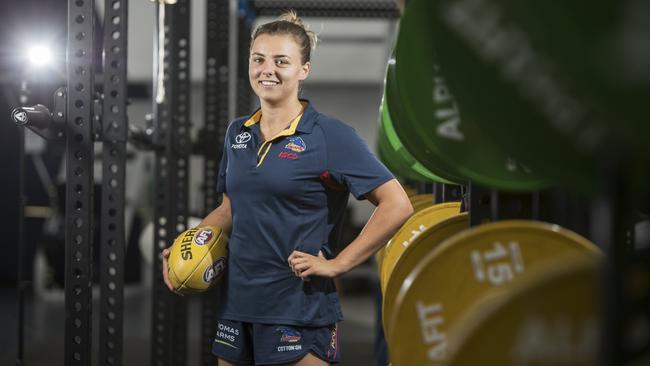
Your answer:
[408,194,434,211]
[387,220,601,366]
[380,202,461,293]
[382,213,468,340]
[447,256,601,366]
[412,198,435,213]
[375,194,434,276]
[404,185,418,197]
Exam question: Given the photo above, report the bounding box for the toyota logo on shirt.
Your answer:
[235,132,251,144]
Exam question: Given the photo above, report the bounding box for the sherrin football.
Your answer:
[167,225,228,294]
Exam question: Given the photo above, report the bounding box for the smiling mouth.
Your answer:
[259,80,280,86]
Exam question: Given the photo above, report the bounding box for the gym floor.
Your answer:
[0,267,379,366]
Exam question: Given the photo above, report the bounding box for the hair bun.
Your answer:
[277,10,319,51]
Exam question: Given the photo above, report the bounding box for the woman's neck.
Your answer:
[258,98,304,132]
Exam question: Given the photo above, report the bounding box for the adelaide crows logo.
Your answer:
[275,327,301,343]
[285,136,306,152]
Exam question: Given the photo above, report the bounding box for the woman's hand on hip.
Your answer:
[287,250,345,281]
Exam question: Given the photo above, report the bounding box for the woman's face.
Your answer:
[249,34,310,105]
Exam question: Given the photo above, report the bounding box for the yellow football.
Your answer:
[167,225,228,294]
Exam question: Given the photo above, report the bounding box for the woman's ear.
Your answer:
[298,61,311,81]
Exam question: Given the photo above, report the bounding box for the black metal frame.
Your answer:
[199,1,231,364]
[150,1,191,365]
[252,0,401,18]
[99,0,128,365]
[65,0,95,363]
[467,183,539,226]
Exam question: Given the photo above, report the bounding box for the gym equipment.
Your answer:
[390,0,550,191]
[375,194,436,272]
[167,226,229,294]
[387,220,601,365]
[384,56,464,184]
[380,202,462,292]
[447,256,600,366]
[382,213,468,340]
[379,91,455,184]
[422,0,643,193]
[410,194,436,213]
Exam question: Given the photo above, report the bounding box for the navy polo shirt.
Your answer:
[215,101,394,326]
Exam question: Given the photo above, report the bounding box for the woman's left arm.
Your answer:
[288,178,413,280]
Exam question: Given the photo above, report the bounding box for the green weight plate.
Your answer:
[377,109,424,182]
[387,220,602,365]
[447,256,600,366]
[392,0,551,192]
[381,94,456,184]
[424,0,604,193]
[497,1,650,162]
[384,56,466,182]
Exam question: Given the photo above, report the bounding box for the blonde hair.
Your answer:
[251,10,319,64]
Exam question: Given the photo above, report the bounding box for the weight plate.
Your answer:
[425,0,605,192]
[377,127,423,182]
[387,220,601,365]
[377,112,425,182]
[381,81,457,184]
[382,213,468,340]
[447,256,600,366]
[382,59,463,184]
[376,194,435,275]
[497,1,650,161]
[385,56,465,184]
[380,202,462,293]
[408,194,434,211]
[392,0,551,191]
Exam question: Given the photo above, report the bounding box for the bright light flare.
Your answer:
[26,45,53,67]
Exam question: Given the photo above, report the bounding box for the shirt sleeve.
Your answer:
[323,120,394,200]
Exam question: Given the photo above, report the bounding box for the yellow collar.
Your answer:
[243,101,307,140]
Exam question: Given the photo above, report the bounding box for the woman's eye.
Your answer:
[276,59,287,65]
[253,57,263,63]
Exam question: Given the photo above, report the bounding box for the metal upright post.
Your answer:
[200,0,231,364]
[150,1,191,365]
[65,0,95,364]
[99,0,129,365]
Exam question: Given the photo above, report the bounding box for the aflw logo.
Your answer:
[194,229,214,246]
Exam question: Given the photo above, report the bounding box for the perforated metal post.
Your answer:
[252,0,401,18]
[65,0,95,364]
[150,1,191,365]
[99,0,128,365]
[200,1,231,364]
[237,12,253,115]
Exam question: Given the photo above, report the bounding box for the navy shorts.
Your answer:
[211,319,341,365]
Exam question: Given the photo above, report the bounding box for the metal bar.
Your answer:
[228,0,239,121]
[252,0,400,18]
[468,183,492,226]
[150,1,191,365]
[150,1,174,365]
[99,0,129,365]
[169,1,191,364]
[16,112,26,366]
[200,0,231,363]
[237,14,253,115]
[65,0,95,364]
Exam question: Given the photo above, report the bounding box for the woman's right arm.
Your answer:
[197,193,232,235]
[162,193,232,291]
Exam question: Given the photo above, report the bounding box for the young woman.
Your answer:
[163,12,413,366]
